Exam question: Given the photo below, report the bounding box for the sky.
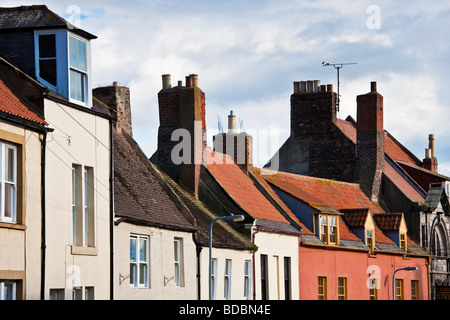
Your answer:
[2,0,450,175]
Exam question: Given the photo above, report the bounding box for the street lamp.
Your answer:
[392,266,418,300]
[209,214,245,300]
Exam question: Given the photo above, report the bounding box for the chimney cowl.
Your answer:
[371,81,377,92]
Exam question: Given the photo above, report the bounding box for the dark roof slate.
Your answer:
[113,129,196,233]
[0,5,97,39]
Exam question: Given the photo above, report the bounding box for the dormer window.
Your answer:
[366,228,375,250]
[37,34,57,87]
[318,214,339,245]
[34,30,92,107]
[400,232,407,252]
[69,35,87,103]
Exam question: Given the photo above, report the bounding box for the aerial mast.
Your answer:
[322,61,357,112]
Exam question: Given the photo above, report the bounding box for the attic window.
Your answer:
[318,214,338,245]
[366,229,375,250]
[37,34,57,86]
[400,232,407,252]
[69,35,88,103]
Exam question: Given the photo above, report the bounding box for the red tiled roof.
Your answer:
[383,159,425,202]
[341,209,370,228]
[373,213,403,231]
[206,151,290,224]
[259,170,384,214]
[338,216,362,241]
[0,78,46,125]
[335,118,421,166]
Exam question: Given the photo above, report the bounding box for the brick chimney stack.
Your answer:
[93,82,132,136]
[423,134,438,172]
[213,110,253,172]
[356,81,385,201]
[156,73,206,196]
[290,79,337,139]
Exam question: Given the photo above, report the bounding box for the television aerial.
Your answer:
[322,61,357,112]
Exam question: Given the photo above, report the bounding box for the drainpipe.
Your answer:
[252,224,260,300]
[40,130,47,300]
[109,118,114,300]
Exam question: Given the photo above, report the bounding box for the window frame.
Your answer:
[395,278,404,300]
[224,259,232,300]
[369,278,378,300]
[411,280,419,300]
[400,232,407,252]
[34,30,59,91]
[0,280,16,300]
[0,142,17,223]
[366,228,375,250]
[211,258,218,300]
[317,214,339,245]
[130,234,149,288]
[337,277,348,300]
[244,260,252,300]
[68,33,89,104]
[174,238,185,287]
[318,276,327,300]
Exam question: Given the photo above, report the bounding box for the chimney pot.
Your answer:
[313,80,320,92]
[306,80,313,93]
[326,84,333,92]
[320,85,326,92]
[371,81,377,92]
[425,148,431,159]
[293,81,300,93]
[162,74,172,89]
[300,81,306,93]
[228,110,236,133]
[185,75,193,88]
[429,134,436,158]
[190,74,199,87]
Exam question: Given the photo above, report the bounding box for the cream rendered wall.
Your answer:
[0,123,42,300]
[114,222,197,300]
[43,98,111,300]
[252,226,300,300]
[199,246,253,300]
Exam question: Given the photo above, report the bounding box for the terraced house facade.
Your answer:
[0,4,444,300]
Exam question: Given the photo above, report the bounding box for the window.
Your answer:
[421,225,428,249]
[366,229,374,250]
[211,258,218,300]
[369,278,378,300]
[338,277,347,300]
[85,287,94,300]
[318,276,327,300]
[318,214,339,245]
[284,257,291,300]
[400,233,407,252]
[0,280,16,300]
[37,34,57,87]
[174,238,184,287]
[0,143,17,223]
[69,35,88,103]
[49,289,65,300]
[130,235,149,288]
[224,259,232,300]
[395,279,404,300]
[72,165,94,247]
[411,280,419,300]
[72,287,82,300]
[244,260,252,300]
[260,254,269,300]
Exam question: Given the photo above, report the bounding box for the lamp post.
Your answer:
[392,266,418,300]
[209,214,245,300]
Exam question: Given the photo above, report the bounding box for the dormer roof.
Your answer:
[0,5,97,39]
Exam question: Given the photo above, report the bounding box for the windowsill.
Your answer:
[70,245,98,256]
[0,222,26,230]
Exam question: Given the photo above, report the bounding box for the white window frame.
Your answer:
[0,142,17,223]
[68,33,89,105]
[0,280,16,300]
[224,259,232,300]
[130,234,149,288]
[318,214,339,245]
[211,258,218,300]
[244,260,252,300]
[174,238,184,287]
[72,165,94,247]
[34,30,59,92]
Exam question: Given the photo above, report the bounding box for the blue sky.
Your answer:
[2,0,450,175]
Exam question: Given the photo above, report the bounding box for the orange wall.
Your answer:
[299,245,429,300]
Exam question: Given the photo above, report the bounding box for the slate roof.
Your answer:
[153,162,253,250]
[0,5,97,39]
[113,129,196,233]
[0,77,47,125]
